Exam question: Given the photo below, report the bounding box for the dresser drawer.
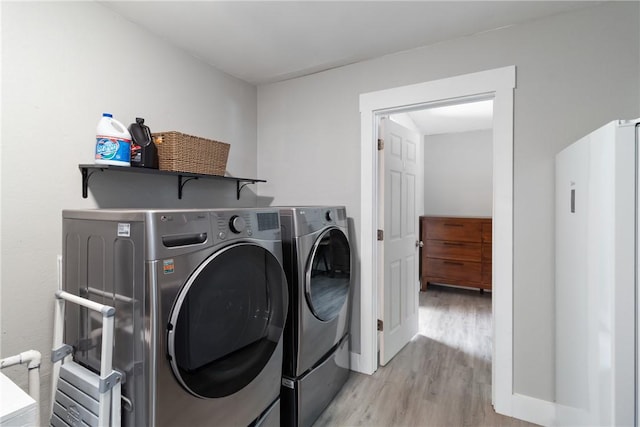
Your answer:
[482,243,492,262]
[482,263,492,287]
[482,221,492,242]
[425,218,482,242]
[425,258,482,284]
[425,240,481,262]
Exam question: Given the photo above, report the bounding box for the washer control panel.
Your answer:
[212,209,280,241]
[229,215,246,234]
[147,208,281,260]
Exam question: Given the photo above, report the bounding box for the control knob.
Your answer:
[229,215,246,234]
[325,210,333,222]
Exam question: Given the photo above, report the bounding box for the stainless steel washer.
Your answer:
[61,208,288,427]
[278,206,352,427]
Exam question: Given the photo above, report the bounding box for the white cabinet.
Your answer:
[0,372,37,426]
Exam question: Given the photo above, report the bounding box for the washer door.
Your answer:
[167,243,287,398]
[305,228,351,321]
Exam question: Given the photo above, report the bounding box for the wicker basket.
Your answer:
[152,131,230,176]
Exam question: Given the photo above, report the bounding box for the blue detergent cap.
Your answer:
[103,112,113,118]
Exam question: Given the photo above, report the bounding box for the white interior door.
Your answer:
[379,117,420,366]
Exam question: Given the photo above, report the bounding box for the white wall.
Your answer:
[257,2,640,402]
[1,2,259,420]
[423,130,492,217]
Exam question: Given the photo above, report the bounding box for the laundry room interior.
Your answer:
[1,2,639,427]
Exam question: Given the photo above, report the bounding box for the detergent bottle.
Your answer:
[129,117,158,168]
[95,113,132,166]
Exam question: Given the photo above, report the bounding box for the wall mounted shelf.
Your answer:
[79,164,266,200]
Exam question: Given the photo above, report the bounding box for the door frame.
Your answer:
[357,66,516,416]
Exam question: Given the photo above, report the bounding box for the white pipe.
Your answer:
[0,350,41,425]
[56,290,115,316]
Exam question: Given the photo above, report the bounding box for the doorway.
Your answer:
[358,66,515,416]
[377,96,493,363]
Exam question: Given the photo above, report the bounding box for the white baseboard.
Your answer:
[509,393,555,426]
[349,351,374,375]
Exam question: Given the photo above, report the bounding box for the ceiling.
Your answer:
[102,1,599,85]
[401,99,494,135]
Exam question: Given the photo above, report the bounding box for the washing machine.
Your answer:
[60,208,288,427]
[278,206,352,427]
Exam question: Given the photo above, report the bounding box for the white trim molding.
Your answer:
[359,66,520,417]
[512,393,556,426]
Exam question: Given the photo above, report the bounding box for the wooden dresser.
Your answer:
[419,216,492,292]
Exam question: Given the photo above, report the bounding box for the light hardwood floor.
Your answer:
[314,285,537,427]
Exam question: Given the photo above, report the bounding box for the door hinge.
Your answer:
[378,139,384,150]
[377,229,383,241]
[377,319,383,331]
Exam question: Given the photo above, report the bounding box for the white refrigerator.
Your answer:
[555,118,639,426]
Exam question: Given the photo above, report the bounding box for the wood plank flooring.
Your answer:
[313,285,537,427]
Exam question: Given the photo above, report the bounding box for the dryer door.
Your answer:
[305,228,351,321]
[167,243,287,398]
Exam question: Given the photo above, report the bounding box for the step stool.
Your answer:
[50,290,123,427]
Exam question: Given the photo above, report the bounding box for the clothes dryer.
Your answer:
[60,208,288,427]
[278,206,352,427]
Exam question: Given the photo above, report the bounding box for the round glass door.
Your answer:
[305,228,351,321]
[167,243,287,398]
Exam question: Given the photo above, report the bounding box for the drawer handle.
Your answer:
[162,233,207,247]
[444,223,463,227]
[443,261,464,266]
